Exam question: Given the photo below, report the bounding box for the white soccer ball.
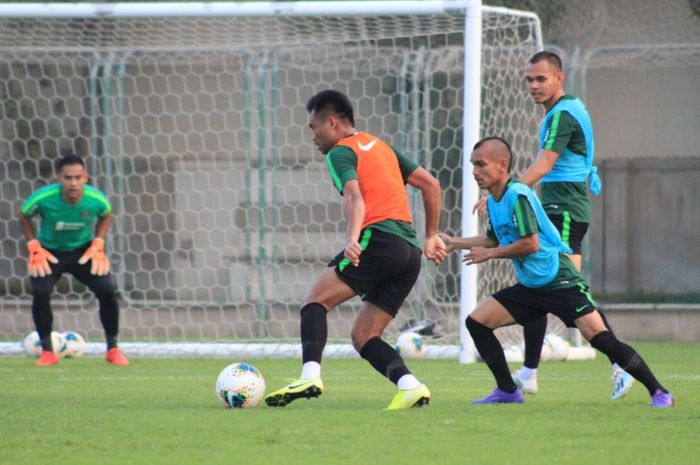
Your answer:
[23,331,67,358]
[502,344,524,362]
[544,334,570,362]
[215,363,266,408]
[539,341,552,362]
[394,331,428,358]
[62,331,86,358]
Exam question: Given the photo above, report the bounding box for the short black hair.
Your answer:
[56,154,85,172]
[473,136,513,173]
[306,89,355,126]
[529,50,563,71]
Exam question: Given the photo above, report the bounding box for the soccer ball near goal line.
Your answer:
[23,331,67,358]
[394,331,428,358]
[62,331,86,358]
[215,363,266,409]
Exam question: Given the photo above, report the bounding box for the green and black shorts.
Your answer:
[328,228,421,317]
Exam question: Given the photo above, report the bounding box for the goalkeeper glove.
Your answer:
[27,239,58,278]
[78,238,110,276]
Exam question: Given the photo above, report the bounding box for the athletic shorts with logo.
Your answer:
[492,282,597,326]
[328,228,421,317]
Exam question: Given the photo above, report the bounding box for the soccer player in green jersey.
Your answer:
[19,155,129,367]
[475,51,632,399]
[264,90,446,410]
[443,137,673,408]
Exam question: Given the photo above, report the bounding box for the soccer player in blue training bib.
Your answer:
[475,51,633,399]
[19,155,129,367]
[441,137,673,408]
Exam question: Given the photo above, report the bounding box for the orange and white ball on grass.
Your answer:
[215,363,266,408]
[23,331,67,358]
[394,331,428,358]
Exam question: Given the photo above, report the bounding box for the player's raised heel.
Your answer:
[385,384,431,410]
[264,378,324,408]
[610,368,634,400]
[511,368,538,394]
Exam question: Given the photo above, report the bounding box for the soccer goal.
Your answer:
[0,1,573,362]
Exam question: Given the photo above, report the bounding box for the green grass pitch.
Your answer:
[2,342,698,465]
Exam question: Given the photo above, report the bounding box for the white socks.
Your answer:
[520,366,537,380]
[301,362,423,390]
[300,361,321,380]
[397,374,421,390]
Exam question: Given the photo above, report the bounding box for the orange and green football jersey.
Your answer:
[327,132,420,248]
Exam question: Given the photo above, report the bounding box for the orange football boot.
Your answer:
[105,347,130,366]
[35,350,59,366]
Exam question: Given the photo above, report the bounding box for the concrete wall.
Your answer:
[586,65,700,160]
[588,158,700,296]
[583,64,700,297]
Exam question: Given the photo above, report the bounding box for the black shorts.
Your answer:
[492,282,597,326]
[328,228,421,317]
[548,214,589,255]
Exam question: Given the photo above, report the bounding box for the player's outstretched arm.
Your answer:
[406,167,446,265]
[438,232,496,254]
[463,233,538,265]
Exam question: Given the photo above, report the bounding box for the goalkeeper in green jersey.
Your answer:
[19,155,129,367]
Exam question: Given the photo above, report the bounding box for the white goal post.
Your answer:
[0,1,587,362]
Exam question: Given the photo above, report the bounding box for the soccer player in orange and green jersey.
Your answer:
[264,90,446,410]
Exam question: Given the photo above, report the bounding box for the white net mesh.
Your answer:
[0,6,546,357]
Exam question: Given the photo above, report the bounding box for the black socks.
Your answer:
[466,316,517,393]
[590,331,666,395]
[359,336,410,385]
[300,303,328,364]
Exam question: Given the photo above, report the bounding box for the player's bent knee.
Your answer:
[589,330,616,350]
[351,329,381,352]
[466,315,488,334]
[88,276,116,295]
[92,285,116,299]
[31,285,54,300]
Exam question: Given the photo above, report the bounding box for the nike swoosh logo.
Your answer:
[575,305,588,313]
[287,382,308,390]
[357,140,377,151]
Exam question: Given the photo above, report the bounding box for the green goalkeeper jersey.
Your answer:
[21,183,111,251]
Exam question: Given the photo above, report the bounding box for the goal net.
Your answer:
[0,1,567,360]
